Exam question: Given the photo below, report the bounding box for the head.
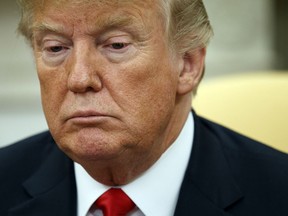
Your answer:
[17,0,212,185]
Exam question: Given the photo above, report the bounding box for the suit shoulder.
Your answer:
[0,131,54,170]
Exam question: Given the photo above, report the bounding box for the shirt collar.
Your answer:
[75,112,194,216]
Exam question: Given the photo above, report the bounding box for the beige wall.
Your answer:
[205,0,275,77]
[0,0,275,146]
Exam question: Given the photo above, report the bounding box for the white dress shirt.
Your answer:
[75,112,194,216]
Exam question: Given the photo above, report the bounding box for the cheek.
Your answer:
[109,58,178,127]
[122,57,177,102]
[37,64,67,126]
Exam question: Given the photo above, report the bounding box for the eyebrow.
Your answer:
[32,22,68,39]
[95,15,149,41]
[96,15,136,31]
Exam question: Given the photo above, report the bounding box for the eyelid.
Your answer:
[98,29,131,42]
[42,36,68,45]
[104,36,130,45]
[42,40,62,49]
[40,32,70,45]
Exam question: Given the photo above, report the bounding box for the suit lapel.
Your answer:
[174,113,243,215]
[8,137,77,216]
[174,183,233,216]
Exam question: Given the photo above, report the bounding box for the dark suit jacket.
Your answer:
[1,113,288,216]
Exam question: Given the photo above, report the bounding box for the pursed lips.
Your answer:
[66,110,111,123]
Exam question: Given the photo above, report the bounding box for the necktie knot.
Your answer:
[96,188,135,216]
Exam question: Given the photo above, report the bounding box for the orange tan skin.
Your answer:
[31,0,206,186]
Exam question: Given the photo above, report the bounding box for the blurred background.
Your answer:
[0,0,287,147]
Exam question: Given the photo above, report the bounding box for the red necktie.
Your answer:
[95,188,136,216]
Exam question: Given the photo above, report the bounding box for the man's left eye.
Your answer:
[111,43,126,49]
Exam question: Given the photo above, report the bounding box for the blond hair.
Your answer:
[157,0,213,55]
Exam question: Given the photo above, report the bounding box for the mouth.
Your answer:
[66,110,112,125]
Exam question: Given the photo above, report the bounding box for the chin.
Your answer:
[57,132,126,162]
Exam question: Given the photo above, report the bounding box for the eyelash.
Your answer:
[104,41,130,53]
[109,43,127,50]
[45,45,68,54]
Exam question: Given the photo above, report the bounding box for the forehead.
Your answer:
[32,0,163,33]
[38,0,155,12]
[30,0,167,41]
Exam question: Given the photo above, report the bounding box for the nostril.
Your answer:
[86,86,95,92]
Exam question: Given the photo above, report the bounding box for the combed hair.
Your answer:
[160,0,213,54]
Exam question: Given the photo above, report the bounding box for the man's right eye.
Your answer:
[49,46,64,53]
[41,43,70,66]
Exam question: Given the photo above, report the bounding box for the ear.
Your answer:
[177,48,206,95]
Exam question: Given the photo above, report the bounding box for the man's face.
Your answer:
[32,0,185,164]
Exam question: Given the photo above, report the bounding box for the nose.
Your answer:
[67,44,103,93]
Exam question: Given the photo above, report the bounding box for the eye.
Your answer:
[99,34,137,63]
[41,39,69,54]
[41,41,70,66]
[110,43,127,50]
[45,45,68,54]
[49,46,65,53]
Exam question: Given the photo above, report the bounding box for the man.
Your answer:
[1,0,288,215]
